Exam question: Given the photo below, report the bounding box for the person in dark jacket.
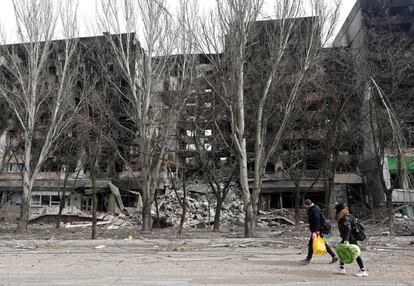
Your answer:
[334,203,368,277]
[301,199,338,264]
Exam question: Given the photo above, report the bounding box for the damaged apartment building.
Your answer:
[0,34,148,222]
[172,17,364,213]
[334,0,414,216]
[0,0,413,224]
[173,1,414,216]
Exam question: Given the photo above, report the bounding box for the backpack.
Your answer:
[320,213,332,235]
[349,215,367,241]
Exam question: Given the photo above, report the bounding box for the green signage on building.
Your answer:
[388,156,414,172]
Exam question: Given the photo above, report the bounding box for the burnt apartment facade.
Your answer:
[334,0,414,213]
[248,19,363,212]
[0,34,147,221]
[170,18,364,213]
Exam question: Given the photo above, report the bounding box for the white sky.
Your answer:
[0,0,356,42]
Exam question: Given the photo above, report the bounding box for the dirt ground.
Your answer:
[0,223,413,285]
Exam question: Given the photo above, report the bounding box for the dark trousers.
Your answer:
[340,256,364,269]
[307,234,336,260]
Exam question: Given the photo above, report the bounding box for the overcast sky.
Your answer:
[0,0,356,42]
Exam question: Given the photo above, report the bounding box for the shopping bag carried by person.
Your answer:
[333,243,361,264]
[312,234,327,255]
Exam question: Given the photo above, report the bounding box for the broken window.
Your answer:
[31,195,41,206]
[51,195,60,206]
[186,144,196,151]
[107,63,114,72]
[186,130,195,137]
[41,195,50,206]
[48,66,57,75]
[81,197,92,211]
[64,195,71,206]
[9,193,22,206]
[7,163,24,172]
[265,162,275,173]
[8,130,18,140]
[204,143,212,151]
[30,194,62,207]
[120,191,139,208]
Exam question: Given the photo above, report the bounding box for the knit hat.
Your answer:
[335,202,346,213]
[304,199,312,206]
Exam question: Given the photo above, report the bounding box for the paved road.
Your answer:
[0,277,413,286]
[0,239,412,285]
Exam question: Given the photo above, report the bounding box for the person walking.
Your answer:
[301,199,338,264]
[334,202,368,277]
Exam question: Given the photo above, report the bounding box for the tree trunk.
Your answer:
[177,172,187,237]
[386,190,394,235]
[178,201,186,237]
[323,156,336,217]
[368,188,376,222]
[17,171,32,233]
[294,186,300,226]
[213,197,223,232]
[154,190,160,228]
[56,190,66,229]
[244,202,254,238]
[251,186,259,226]
[142,194,152,232]
[327,173,335,217]
[17,192,30,233]
[56,171,70,229]
[239,139,254,237]
[91,173,97,239]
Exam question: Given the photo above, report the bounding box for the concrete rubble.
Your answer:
[152,189,245,229]
[32,188,306,230]
[394,212,414,236]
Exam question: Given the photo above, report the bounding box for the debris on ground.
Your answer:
[394,212,414,236]
[64,221,112,228]
[153,189,245,229]
[257,209,296,227]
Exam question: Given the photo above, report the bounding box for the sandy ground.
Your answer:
[0,224,413,285]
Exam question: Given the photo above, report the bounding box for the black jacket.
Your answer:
[307,204,321,232]
[338,214,356,243]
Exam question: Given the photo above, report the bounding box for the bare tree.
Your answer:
[166,164,189,237]
[0,125,19,175]
[318,48,360,216]
[196,0,263,238]
[285,116,317,225]
[189,102,238,232]
[0,0,80,233]
[0,100,15,173]
[98,0,196,231]
[196,0,341,237]
[358,10,413,229]
[53,132,82,229]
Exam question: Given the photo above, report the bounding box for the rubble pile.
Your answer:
[101,213,138,229]
[61,212,138,229]
[154,189,245,229]
[394,212,414,236]
[256,209,296,227]
[100,188,300,229]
